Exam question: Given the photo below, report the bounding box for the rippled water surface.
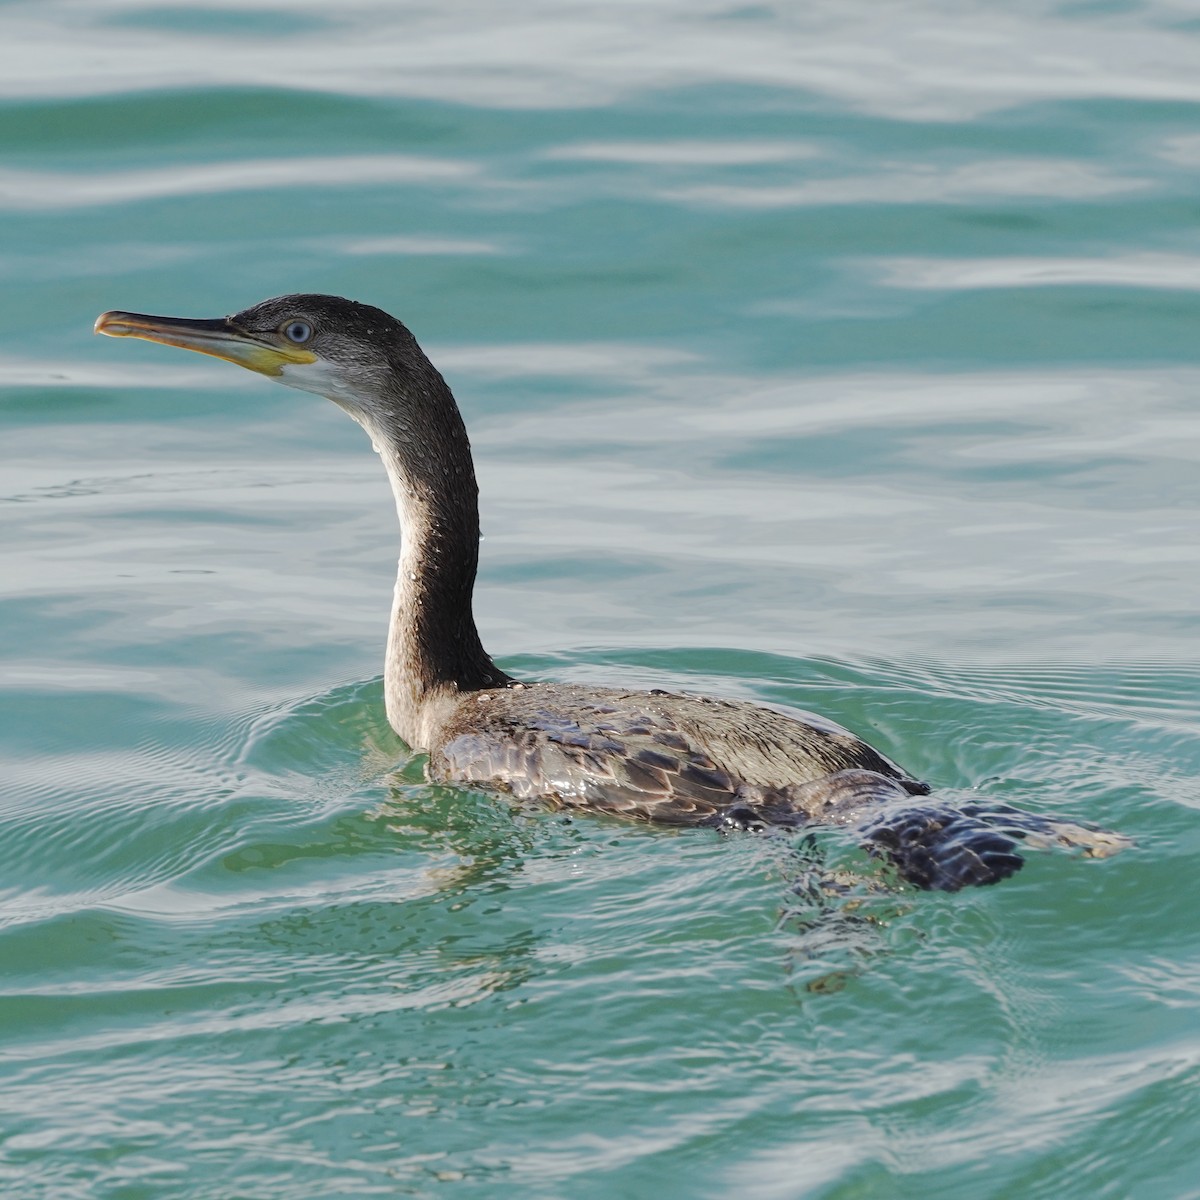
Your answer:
[3,2,1200,1197]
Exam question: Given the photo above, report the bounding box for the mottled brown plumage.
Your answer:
[431,683,926,823]
[95,294,1130,891]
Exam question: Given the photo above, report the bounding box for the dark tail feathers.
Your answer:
[702,769,1130,893]
[858,796,1130,892]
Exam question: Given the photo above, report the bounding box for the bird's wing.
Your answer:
[429,682,920,824]
[432,691,755,824]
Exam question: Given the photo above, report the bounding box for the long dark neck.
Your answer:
[369,367,510,746]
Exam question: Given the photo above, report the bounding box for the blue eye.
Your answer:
[283,320,312,343]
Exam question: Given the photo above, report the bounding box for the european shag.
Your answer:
[95,294,1127,890]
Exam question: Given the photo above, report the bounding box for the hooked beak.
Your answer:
[94,310,317,377]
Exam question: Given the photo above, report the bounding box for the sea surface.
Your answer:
[3,2,1200,1197]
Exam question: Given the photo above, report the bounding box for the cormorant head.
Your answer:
[95,293,429,432]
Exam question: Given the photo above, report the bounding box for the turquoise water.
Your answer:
[3,1,1200,1196]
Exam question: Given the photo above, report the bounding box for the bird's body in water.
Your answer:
[95,294,1127,891]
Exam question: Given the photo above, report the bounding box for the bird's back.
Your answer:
[429,682,925,824]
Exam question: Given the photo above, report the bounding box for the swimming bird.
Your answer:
[95,294,1126,890]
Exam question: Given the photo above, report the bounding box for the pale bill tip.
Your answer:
[94,311,131,337]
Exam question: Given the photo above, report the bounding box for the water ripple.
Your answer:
[0,155,477,211]
[3,1,1200,118]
